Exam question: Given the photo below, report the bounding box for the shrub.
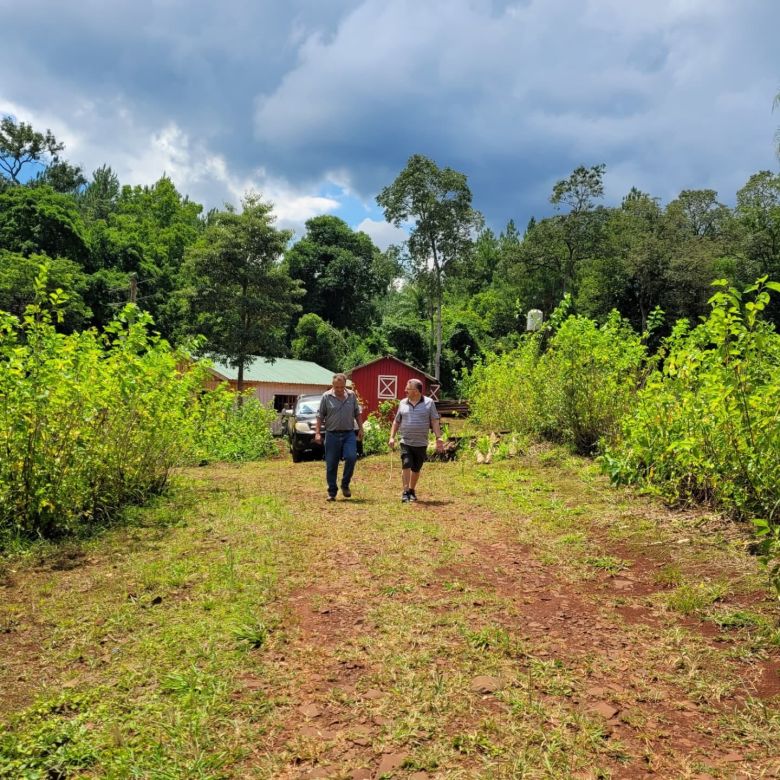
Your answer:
[361,412,390,456]
[466,307,647,453]
[0,288,204,539]
[0,271,278,542]
[602,278,780,522]
[191,389,277,463]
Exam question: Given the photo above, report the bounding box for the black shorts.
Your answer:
[400,444,427,473]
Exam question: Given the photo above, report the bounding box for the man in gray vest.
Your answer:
[388,379,445,502]
[314,373,363,501]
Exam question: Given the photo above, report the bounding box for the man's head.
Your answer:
[405,378,423,400]
[332,373,347,393]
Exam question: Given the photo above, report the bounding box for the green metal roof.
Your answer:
[208,357,334,385]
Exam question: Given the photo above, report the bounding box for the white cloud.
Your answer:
[355,218,408,250]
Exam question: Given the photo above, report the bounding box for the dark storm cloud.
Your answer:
[1,0,778,233]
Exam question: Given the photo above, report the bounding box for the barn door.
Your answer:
[429,383,440,401]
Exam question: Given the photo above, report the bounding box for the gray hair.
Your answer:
[332,373,347,383]
[409,378,423,392]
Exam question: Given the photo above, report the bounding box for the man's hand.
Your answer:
[435,437,445,454]
[357,429,364,442]
[314,432,322,443]
[388,437,395,450]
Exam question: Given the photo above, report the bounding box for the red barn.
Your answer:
[347,355,439,419]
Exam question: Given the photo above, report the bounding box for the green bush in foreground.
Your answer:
[0,274,277,542]
[602,278,780,523]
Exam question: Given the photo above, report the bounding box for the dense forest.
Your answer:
[2,115,779,395]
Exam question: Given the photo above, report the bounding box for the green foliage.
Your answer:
[0,250,90,330]
[191,388,277,463]
[0,694,98,779]
[0,289,202,540]
[753,518,780,598]
[466,307,646,453]
[0,184,89,263]
[291,312,346,371]
[285,215,389,332]
[602,278,780,522]
[361,412,391,456]
[0,270,278,543]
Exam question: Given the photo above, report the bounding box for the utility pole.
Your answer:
[129,273,138,303]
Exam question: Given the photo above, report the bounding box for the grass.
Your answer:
[1,449,779,778]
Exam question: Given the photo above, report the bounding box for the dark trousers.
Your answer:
[324,430,357,496]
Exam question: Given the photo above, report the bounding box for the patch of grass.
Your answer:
[654,564,684,587]
[664,581,729,615]
[709,609,764,629]
[464,625,525,658]
[586,555,629,574]
[231,619,270,649]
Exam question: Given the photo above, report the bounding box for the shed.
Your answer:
[205,357,334,411]
[346,355,439,418]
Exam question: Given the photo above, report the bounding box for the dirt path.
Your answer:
[1,451,779,779]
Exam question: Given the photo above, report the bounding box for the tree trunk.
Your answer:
[430,242,443,381]
[434,276,442,381]
[237,359,245,406]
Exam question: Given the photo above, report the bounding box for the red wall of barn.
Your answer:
[349,357,433,419]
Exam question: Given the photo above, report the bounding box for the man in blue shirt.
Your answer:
[388,379,445,502]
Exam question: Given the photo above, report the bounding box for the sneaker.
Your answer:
[341,486,352,498]
[327,494,337,502]
[401,490,410,503]
[408,489,417,502]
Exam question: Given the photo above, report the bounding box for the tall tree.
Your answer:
[0,116,64,185]
[290,312,347,370]
[549,163,607,296]
[184,194,303,393]
[0,185,89,263]
[285,215,390,332]
[377,154,482,380]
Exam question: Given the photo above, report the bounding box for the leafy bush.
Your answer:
[0,272,277,542]
[602,278,780,522]
[191,388,277,463]
[466,306,647,453]
[535,311,647,452]
[361,412,390,455]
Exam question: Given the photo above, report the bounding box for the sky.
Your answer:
[1,0,778,249]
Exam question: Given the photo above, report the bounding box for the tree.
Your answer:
[548,164,607,296]
[736,171,780,275]
[32,159,87,195]
[0,116,64,185]
[87,176,204,337]
[184,194,303,393]
[0,185,89,263]
[588,188,669,332]
[285,215,391,332]
[377,154,482,380]
[79,166,120,222]
[0,251,90,331]
[291,313,347,371]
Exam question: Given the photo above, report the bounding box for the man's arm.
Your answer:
[431,404,445,453]
[314,396,326,441]
[354,396,364,440]
[388,409,401,450]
